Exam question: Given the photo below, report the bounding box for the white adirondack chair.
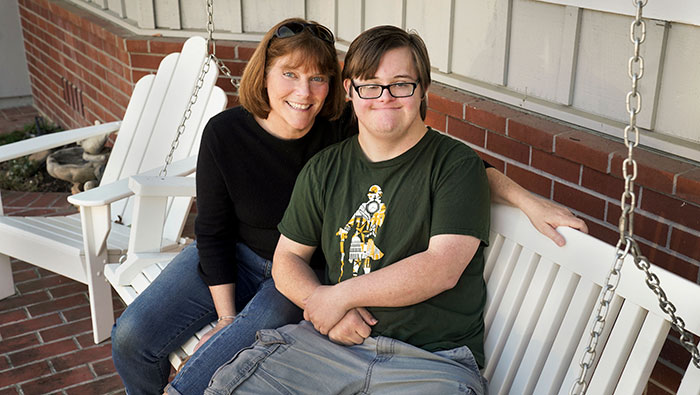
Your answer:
[484,203,700,394]
[0,36,227,344]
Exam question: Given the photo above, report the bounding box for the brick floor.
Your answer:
[0,191,127,394]
[0,106,39,136]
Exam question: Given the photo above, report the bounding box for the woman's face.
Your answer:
[262,52,329,139]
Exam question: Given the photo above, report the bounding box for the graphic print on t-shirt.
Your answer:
[335,184,386,282]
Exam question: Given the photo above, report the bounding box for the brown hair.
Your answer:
[238,18,344,120]
[342,25,431,119]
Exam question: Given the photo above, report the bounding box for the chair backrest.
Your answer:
[484,203,700,395]
[100,36,226,240]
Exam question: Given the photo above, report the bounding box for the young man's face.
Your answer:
[344,47,423,140]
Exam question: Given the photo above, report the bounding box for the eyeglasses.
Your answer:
[351,81,420,99]
[274,22,335,44]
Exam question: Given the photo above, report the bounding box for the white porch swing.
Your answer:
[103,0,700,393]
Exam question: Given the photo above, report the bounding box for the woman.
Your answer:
[111,18,586,395]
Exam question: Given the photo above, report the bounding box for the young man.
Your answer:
[205,25,489,394]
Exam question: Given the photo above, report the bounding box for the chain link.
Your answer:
[159,0,239,176]
[571,2,698,392]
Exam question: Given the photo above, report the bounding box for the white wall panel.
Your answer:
[180,0,242,33]
[337,0,363,44]
[571,10,664,129]
[241,0,305,33]
[306,0,336,34]
[406,0,452,73]
[507,0,578,104]
[654,24,700,145]
[154,0,180,30]
[365,0,404,30]
[451,0,510,85]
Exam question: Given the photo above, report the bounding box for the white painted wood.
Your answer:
[507,0,579,104]
[571,10,664,129]
[534,0,700,28]
[154,0,181,30]
[136,0,156,29]
[487,204,700,394]
[365,0,404,30]
[483,239,521,332]
[107,0,126,18]
[678,361,700,395]
[0,253,12,299]
[336,0,363,44]
[0,122,121,163]
[616,314,669,394]
[450,0,510,85]
[306,0,336,34]
[0,36,226,343]
[405,0,452,73]
[653,23,700,145]
[241,0,305,32]
[123,0,139,24]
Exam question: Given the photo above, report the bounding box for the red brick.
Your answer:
[0,362,52,388]
[8,339,77,366]
[0,313,63,340]
[507,114,572,153]
[39,317,92,342]
[659,335,692,373]
[649,360,682,393]
[581,167,642,201]
[0,291,50,313]
[476,151,505,173]
[0,356,9,371]
[16,273,73,294]
[425,108,446,132]
[236,42,258,60]
[51,343,112,371]
[130,53,164,70]
[65,375,124,395]
[465,100,507,134]
[213,42,237,60]
[27,294,88,317]
[486,132,530,164]
[606,205,669,247]
[9,267,38,283]
[447,117,485,147]
[669,228,700,261]
[0,309,28,325]
[49,282,88,298]
[505,164,552,198]
[642,188,700,232]
[531,149,580,184]
[555,130,625,173]
[92,359,119,376]
[20,366,94,394]
[610,149,695,195]
[0,333,40,355]
[637,240,699,283]
[427,90,463,119]
[553,182,606,220]
[676,167,700,206]
[148,38,186,54]
[0,386,20,395]
[646,381,675,395]
[62,305,91,322]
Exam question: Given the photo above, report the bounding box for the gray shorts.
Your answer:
[205,320,487,394]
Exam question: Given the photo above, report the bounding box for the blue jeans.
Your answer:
[205,321,488,394]
[111,242,303,395]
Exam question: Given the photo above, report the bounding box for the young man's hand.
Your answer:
[303,285,349,334]
[327,307,377,345]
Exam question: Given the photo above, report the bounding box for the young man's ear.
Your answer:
[343,79,352,99]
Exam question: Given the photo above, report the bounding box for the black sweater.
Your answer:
[195,106,353,285]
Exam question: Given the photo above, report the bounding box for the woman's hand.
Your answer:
[192,316,235,353]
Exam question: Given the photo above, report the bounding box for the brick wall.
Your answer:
[17,0,700,393]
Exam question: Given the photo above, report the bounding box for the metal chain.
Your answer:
[571,1,698,392]
[159,0,239,176]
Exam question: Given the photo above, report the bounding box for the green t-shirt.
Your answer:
[279,128,490,366]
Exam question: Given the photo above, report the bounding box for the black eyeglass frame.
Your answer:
[273,22,335,45]
[351,80,421,99]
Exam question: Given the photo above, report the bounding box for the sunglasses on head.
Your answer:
[273,21,335,44]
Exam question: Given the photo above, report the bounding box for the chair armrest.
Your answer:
[0,121,121,162]
[129,176,196,197]
[67,156,198,207]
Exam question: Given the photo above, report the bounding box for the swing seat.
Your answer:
[484,203,700,394]
[0,36,227,344]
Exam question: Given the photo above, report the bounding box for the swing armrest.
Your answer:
[68,156,198,207]
[129,176,196,198]
[0,121,121,163]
